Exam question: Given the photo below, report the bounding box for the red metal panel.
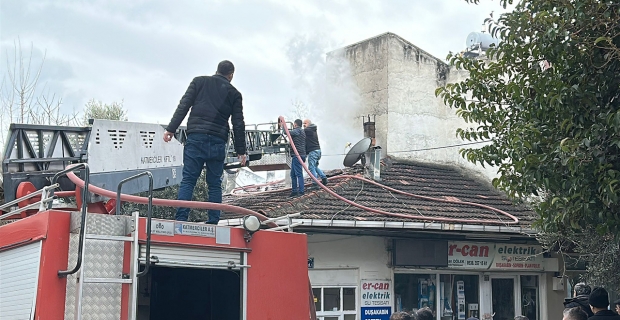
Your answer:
[136,218,250,251]
[35,211,71,320]
[246,230,310,319]
[0,211,50,250]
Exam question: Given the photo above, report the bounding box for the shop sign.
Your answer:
[174,222,216,238]
[361,280,392,320]
[448,242,543,270]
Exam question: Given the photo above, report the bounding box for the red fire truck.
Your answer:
[0,120,315,320]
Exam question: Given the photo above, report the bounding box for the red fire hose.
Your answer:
[65,170,279,228]
[277,115,519,225]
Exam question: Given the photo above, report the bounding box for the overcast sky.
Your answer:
[1,0,509,128]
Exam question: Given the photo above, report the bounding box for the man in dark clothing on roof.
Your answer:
[289,119,306,197]
[588,287,620,320]
[565,283,595,318]
[303,119,328,190]
[163,60,246,224]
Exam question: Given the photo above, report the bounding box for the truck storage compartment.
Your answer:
[138,266,241,320]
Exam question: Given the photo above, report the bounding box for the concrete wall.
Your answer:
[332,32,498,181]
[307,233,392,283]
[543,273,566,320]
[329,34,389,149]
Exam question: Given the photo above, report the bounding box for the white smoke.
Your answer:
[285,34,364,170]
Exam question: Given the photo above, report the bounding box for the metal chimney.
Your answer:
[363,115,376,147]
[362,115,381,181]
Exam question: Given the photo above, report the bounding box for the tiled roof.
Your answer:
[221,158,536,227]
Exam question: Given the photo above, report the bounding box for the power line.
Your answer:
[321,140,492,157]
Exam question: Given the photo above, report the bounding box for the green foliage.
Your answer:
[438,0,620,233]
[121,170,215,222]
[538,227,620,290]
[82,99,128,125]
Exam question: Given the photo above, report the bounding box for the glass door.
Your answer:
[520,276,539,320]
[491,277,516,320]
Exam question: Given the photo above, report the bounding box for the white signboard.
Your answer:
[150,219,175,236]
[448,242,543,271]
[361,280,391,307]
[361,280,392,320]
[174,222,216,238]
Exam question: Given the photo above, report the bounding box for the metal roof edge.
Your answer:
[218,218,534,235]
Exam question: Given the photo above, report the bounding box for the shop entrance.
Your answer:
[491,277,516,320]
[136,266,241,320]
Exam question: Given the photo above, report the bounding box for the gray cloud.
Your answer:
[1,0,509,149]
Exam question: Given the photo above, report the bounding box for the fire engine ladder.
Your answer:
[56,165,154,320]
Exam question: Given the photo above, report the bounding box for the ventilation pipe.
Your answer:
[363,115,381,181]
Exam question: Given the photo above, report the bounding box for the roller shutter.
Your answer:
[0,241,42,320]
[140,245,242,269]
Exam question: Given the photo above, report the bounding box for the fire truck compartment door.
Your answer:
[140,244,244,269]
[0,241,42,320]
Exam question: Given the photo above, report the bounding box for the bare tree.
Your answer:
[289,98,310,120]
[0,39,78,143]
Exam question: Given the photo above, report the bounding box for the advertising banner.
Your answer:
[447,242,543,270]
[361,280,392,320]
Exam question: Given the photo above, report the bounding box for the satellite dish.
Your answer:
[343,138,372,167]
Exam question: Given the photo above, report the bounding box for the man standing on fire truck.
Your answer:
[163,60,247,224]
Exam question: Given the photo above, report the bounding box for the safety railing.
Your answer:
[116,171,154,277]
[55,163,90,277]
[0,183,59,220]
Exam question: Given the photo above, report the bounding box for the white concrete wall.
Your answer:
[329,34,390,148]
[334,33,499,181]
[307,234,391,283]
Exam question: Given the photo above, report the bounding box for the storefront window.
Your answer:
[395,274,437,313]
[439,275,479,320]
[520,276,538,320]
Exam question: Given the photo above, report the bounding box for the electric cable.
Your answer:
[319,140,492,157]
[277,115,519,225]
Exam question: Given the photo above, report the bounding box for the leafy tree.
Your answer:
[436,0,620,288]
[82,99,128,125]
[438,0,620,233]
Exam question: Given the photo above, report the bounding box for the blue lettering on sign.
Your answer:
[361,307,391,320]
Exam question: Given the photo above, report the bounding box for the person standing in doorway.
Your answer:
[163,60,246,224]
[303,119,328,190]
[289,119,306,197]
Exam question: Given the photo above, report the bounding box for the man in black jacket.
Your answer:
[163,60,246,224]
[588,287,620,320]
[565,283,594,317]
[303,119,328,190]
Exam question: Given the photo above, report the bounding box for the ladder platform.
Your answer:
[83,277,133,284]
[84,234,133,241]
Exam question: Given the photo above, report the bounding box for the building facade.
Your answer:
[222,32,567,320]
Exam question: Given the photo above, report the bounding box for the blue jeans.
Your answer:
[176,133,226,223]
[290,155,306,194]
[307,150,326,184]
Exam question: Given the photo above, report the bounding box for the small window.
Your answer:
[313,286,357,319]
